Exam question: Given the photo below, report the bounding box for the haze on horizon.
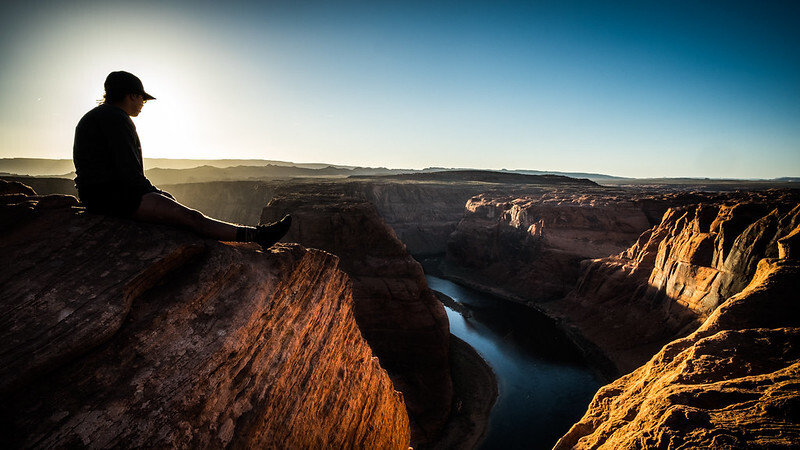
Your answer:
[1,0,798,179]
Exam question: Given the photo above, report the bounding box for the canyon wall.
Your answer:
[555,255,800,449]
[162,180,275,226]
[343,180,480,256]
[553,190,800,373]
[0,181,410,449]
[161,175,599,258]
[440,186,800,447]
[259,181,453,446]
[443,190,687,302]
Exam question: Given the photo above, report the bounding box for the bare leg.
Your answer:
[132,192,239,241]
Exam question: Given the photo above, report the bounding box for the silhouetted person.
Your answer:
[73,71,290,249]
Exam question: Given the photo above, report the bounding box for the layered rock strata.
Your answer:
[344,180,482,257]
[555,255,800,448]
[260,183,452,445]
[161,180,275,226]
[555,190,800,373]
[444,191,676,301]
[0,182,410,449]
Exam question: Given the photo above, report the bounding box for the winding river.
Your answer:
[426,275,603,450]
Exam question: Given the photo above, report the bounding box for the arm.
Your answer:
[101,111,159,193]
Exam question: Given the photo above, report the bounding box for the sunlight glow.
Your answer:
[1,1,798,178]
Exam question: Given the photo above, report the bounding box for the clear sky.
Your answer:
[1,0,798,178]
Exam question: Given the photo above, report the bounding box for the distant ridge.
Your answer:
[351,170,598,186]
[1,158,797,184]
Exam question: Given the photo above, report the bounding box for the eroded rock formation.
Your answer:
[0,181,410,449]
[162,180,275,226]
[260,182,453,446]
[553,190,800,373]
[444,191,679,301]
[345,180,481,257]
[555,255,800,449]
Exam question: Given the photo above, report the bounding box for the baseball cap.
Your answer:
[104,71,156,100]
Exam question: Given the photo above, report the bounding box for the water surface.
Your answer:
[426,275,603,450]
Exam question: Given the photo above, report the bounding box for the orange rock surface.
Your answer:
[557,191,800,373]
[555,257,800,449]
[445,191,676,301]
[0,182,410,449]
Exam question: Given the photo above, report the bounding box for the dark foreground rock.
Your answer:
[0,181,410,449]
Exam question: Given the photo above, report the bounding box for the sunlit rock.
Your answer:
[556,190,800,373]
[555,257,800,449]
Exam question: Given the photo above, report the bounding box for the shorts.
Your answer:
[78,184,147,217]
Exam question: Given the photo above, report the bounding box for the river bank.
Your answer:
[427,275,604,449]
[424,257,619,381]
[427,335,498,450]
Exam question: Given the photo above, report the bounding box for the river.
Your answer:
[426,275,603,450]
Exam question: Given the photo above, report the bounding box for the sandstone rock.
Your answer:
[260,182,452,446]
[554,191,800,373]
[162,180,275,226]
[444,191,672,301]
[555,257,800,449]
[778,225,800,259]
[0,182,410,449]
[347,180,481,257]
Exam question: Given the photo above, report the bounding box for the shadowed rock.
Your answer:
[443,191,685,302]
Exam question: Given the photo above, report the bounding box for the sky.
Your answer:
[1,0,798,179]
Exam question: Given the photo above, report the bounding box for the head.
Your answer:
[102,71,156,117]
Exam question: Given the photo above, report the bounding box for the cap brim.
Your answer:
[143,92,156,100]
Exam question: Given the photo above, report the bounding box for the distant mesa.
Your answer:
[350,169,599,185]
[1,158,797,189]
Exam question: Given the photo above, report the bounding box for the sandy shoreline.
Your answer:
[426,334,498,450]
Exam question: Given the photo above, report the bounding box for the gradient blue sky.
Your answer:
[1,0,798,178]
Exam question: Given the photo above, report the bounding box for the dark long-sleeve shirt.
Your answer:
[73,104,157,196]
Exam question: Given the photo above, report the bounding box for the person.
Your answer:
[73,70,291,249]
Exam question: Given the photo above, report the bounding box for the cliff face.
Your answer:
[444,191,676,301]
[260,182,452,445]
[162,180,275,226]
[155,178,475,257]
[0,182,410,449]
[555,190,800,373]
[555,255,800,449]
[345,181,481,257]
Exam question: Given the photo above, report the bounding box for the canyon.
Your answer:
[257,181,453,445]
[3,167,799,449]
[437,186,800,447]
[441,190,799,368]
